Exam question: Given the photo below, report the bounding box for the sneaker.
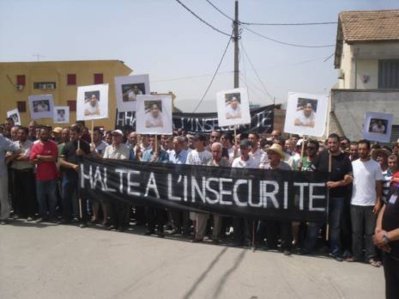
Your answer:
[283,250,291,256]
[329,253,343,262]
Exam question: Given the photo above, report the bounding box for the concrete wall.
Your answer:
[337,41,399,89]
[331,89,399,141]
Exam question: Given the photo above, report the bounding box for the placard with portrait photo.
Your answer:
[284,92,328,137]
[28,94,54,120]
[53,106,70,124]
[217,87,251,127]
[135,94,172,135]
[7,108,21,126]
[362,112,393,143]
[76,84,109,121]
[115,74,150,112]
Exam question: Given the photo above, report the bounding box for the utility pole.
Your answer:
[233,0,239,88]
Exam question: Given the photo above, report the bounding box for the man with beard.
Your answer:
[30,127,59,222]
[9,127,36,220]
[311,133,353,261]
[350,139,383,267]
[59,125,91,226]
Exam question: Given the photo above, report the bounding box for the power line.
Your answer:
[192,33,233,113]
[205,0,337,26]
[243,26,335,48]
[175,0,231,37]
[205,0,234,21]
[241,21,337,26]
[152,71,233,83]
[239,41,274,100]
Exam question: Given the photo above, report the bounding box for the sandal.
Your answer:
[368,258,382,267]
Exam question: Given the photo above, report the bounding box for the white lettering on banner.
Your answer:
[294,182,308,210]
[205,178,219,204]
[80,163,92,188]
[127,170,141,196]
[93,166,106,190]
[283,182,289,209]
[103,168,116,192]
[259,181,279,208]
[145,173,159,198]
[309,183,326,212]
[191,176,206,203]
[168,174,182,201]
[233,179,248,207]
[219,178,233,206]
[183,175,188,202]
[115,169,127,193]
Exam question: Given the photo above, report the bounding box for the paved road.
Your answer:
[0,221,385,299]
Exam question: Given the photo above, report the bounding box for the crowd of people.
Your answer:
[1,116,399,296]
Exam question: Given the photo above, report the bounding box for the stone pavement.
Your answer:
[0,221,384,299]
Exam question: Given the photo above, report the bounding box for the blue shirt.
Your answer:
[168,149,188,164]
[142,149,169,163]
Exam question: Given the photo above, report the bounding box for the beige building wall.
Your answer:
[0,60,132,129]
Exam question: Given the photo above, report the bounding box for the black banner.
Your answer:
[115,105,274,134]
[80,157,328,222]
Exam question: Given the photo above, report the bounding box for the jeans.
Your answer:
[329,197,345,255]
[36,179,58,219]
[62,176,79,220]
[383,253,399,299]
[351,205,376,260]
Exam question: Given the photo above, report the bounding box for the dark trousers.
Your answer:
[232,217,252,246]
[13,169,37,218]
[146,207,167,232]
[383,254,399,299]
[111,202,130,230]
[351,205,376,260]
[62,176,87,222]
[264,220,292,251]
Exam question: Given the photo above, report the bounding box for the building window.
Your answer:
[67,100,76,112]
[67,74,76,85]
[378,60,399,89]
[94,73,103,84]
[16,75,26,86]
[33,82,56,90]
[17,101,26,112]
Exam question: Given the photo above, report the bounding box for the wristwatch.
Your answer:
[383,233,391,245]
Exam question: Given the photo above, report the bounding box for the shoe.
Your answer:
[368,258,382,268]
[79,223,87,228]
[26,217,33,222]
[191,238,203,243]
[157,232,165,238]
[144,230,154,236]
[329,253,343,262]
[283,250,291,256]
[298,248,311,255]
[0,220,8,225]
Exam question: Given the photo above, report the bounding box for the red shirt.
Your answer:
[30,140,59,181]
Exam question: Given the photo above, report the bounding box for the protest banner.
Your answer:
[115,104,274,134]
[81,156,328,222]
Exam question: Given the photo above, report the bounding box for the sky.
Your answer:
[0,0,397,112]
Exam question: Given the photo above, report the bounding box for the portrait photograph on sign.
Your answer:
[362,112,393,143]
[28,94,54,120]
[217,87,250,127]
[7,108,21,126]
[284,92,328,137]
[76,84,108,121]
[53,106,70,124]
[135,94,172,135]
[115,74,150,112]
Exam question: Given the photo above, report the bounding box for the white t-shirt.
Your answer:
[186,149,212,165]
[294,110,315,127]
[351,158,383,206]
[225,104,241,119]
[232,156,258,169]
[145,112,163,128]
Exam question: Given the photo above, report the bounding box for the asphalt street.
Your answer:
[0,221,384,299]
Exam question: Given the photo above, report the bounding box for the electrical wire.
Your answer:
[175,0,231,37]
[239,41,274,100]
[191,33,233,113]
[152,71,233,83]
[243,26,335,48]
[205,0,337,26]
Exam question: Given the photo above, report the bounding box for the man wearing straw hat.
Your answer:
[257,143,292,254]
